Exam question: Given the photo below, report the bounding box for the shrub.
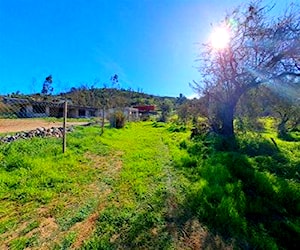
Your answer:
[109,111,126,129]
[167,123,186,132]
[190,122,210,139]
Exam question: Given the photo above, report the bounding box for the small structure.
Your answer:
[123,107,139,121]
[133,105,156,113]
[2,97,100,118]
[107,107,139,121]
[133,105,156,119]
[1,97,139,121]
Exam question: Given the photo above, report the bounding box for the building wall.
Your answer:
[49,107,62,117]
[68,108,79,118]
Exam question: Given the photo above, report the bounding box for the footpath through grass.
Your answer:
[81,122,191,249]
[0,122,199,249]
[1,120,299,249]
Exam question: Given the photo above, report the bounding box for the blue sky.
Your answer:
[0,0,294,97]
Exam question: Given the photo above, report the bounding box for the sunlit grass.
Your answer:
[83,122,190,248]
[178,117,300,249]
[0,122,191,248]
[0,125,113,248]
[1,119,299,249]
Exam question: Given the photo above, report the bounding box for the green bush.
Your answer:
[109,111,126,129]
[167,123,186,132]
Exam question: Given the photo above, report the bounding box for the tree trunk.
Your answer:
[278,114,289,138]
[100,106,105,135]
[220,105,235,136]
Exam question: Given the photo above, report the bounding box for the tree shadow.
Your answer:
[278,132,300,142]
[175,135,300,249]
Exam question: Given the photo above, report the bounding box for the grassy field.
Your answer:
[0,120,299,249]
[0,122,192,249]
[176,118,300,249]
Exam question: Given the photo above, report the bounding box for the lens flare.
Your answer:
[210,27,230,49]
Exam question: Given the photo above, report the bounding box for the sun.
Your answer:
[210,26,230,49]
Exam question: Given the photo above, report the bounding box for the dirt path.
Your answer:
[0,119,90,133]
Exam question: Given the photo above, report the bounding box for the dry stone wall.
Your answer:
[0,126,74,143]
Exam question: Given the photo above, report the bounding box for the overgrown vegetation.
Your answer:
[176,118,300,249]
[1,1,299,249]
[109,110,126,129]
[0,122,190,249]
[0,120,299,249]
[0,125,111,248]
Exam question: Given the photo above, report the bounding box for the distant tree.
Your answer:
[177,97,209,125]
[235,87,267,131]
[159,99,173,122]
[100,74,122,134]
[176,93,187,106]
[41,75,53,95]
[177,102,190,124]
[110,74,119,89]
[236,83,300,136]
[193,2,300,136]
[261,85,300,138]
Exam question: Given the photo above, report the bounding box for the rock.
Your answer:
[0,125,76,143]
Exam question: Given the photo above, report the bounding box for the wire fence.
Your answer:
[0,97,70,152]
[0,96,140,151]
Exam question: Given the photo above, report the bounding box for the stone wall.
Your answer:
[0,126,74,143]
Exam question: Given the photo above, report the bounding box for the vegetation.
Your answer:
[0,122,188,249]
[41,75,54,95]
[109,110,126,129]
[177,118,300,249]
[0,120,299,249]
[0,2,299,249]
[192,1,300,136]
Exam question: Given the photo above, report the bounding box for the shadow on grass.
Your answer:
[175,134,300,249]
[278,132,300,142]
[82,204,176,249]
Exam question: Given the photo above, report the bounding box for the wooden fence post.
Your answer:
[63,101,67,153]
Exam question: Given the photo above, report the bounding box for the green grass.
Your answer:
[178,118,300,249]
[1,120,299,249]
[83,122,190,249]
[0,125,112,247]
[0,122,191,248]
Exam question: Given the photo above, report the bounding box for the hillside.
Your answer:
[6,88,181,111]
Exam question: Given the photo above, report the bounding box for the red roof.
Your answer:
[133,105,155,112]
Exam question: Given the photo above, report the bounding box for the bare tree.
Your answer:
[193,1,300,136]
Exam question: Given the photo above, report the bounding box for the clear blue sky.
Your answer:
[0,0,293,97]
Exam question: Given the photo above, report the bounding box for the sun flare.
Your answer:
[210,27,230,49]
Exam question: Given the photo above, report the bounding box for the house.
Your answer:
[133,105,156,114]
[133,105,156,119]
[2,97,100,118]
[1,97,139,121]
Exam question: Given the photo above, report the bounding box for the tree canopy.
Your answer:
[41,75,53,95]
[194,1,300,136]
